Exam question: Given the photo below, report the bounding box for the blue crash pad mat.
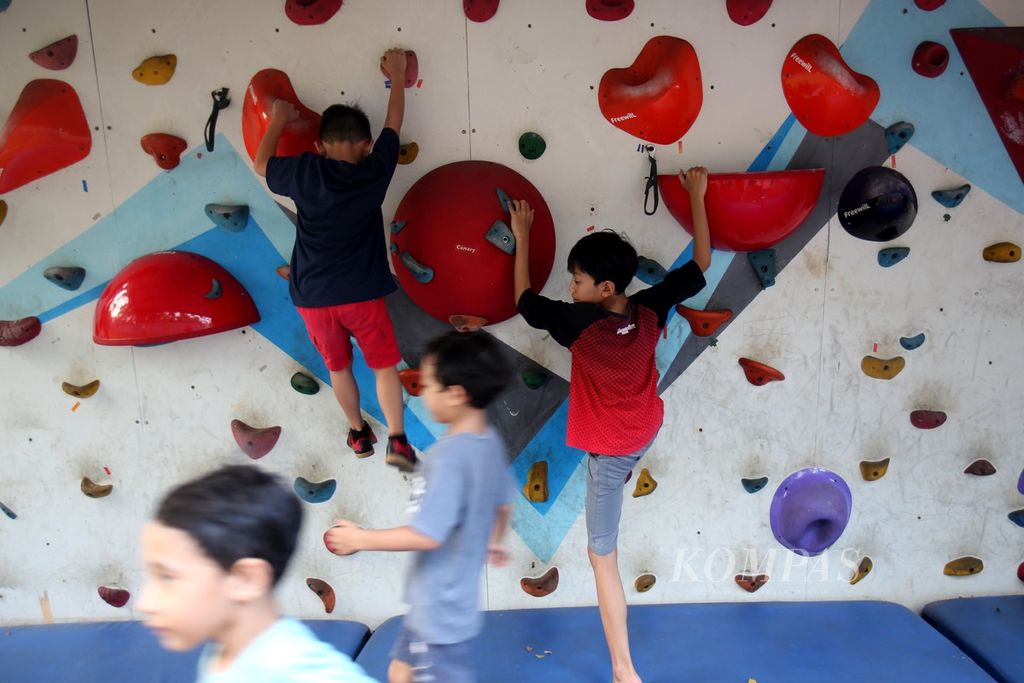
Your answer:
[1,618,370,683]
[356,601,995,683]
[923,595,1024,683]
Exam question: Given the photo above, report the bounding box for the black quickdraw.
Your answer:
[204,87,231,152]
[642,146,659,216]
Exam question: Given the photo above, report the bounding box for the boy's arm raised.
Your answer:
[510,199,534,305]
[254,100,298,177]
[381,48,407,135]
[681,166,711,272]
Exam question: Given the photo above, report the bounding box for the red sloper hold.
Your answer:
[284,0,342,25]
[781,34,880,137]
[464,0,498,22]
[738,358,784,386]
[140,133,187,170]
[379,51,419,88]
[910,410,946,429]
[912,41,949,78]
[587,0,634,21]
[0,317,41,346]
[726,0,773,26]
[658,169,825,252]
[242,69,321,162]
[97,586,130,608]
[230,419,282,460]
[93,251,260,346]
[950,28,1024,186]
[598,36,703,145]
[0,80,91,194]
[29,35,78,70]
[914,0,945,10]
[675,305,732,337]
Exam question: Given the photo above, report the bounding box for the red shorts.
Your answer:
[297,298,401,371]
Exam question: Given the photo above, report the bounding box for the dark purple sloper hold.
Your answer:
[770,468,852,557]
[910,410,947,429]
[0,317,42,346]
[1018,466,1024,495]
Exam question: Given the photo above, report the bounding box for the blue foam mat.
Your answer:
[356,601,995,683]
[923,595,1024,683]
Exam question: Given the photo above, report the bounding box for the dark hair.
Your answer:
[566,230,638,293]
[320,104,372,144]
[424,331,511,409]
[156,465,302,585]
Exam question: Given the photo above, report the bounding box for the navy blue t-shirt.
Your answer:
[265,128,400,308]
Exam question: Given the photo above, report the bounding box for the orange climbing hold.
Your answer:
[449,314,487,332]
[944,556,983,576]
[306,577,336,613]
[675,304,732,337]
[140,133,187,170]
[738,358,784,386]
[285,0,342,25]
[230,419,282,460]
[632,468,657,497]
[0,80,91,194]
[97,586,130,608]
[859,458,889,481]
[276,265,291,280]
[29,35,78,71]
[0,317,41,347]
[62,379,100,399]
[524,461,548,503]
[132,55,177,85]
[983,242,1021,263]
[634,573,656,592]
[735,574,769,593]
[81,477,112,498]
[242,69,322,162]
[861,356,905,380]
[964,459,996,476]
[399,368,422,396]
[521,567,559,597]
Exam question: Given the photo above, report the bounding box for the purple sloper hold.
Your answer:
[1018,466,1024,495]
[770,468,853,557]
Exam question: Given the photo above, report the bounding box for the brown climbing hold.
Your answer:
[140,133,187,170]
[81,477,112,498]
[132,54,177,85]
[521,567,559,597]
[306,577,336,613]
[964,459,996,476]
[910,410,946,429]
[276,265,291,280]
[449,314,487,332]
[859,458,890,481]
[632,468,657,498]
[944,556,983,576]
[230,419,282,460]
[524,461,548,502]
[0,317,42,347]
[675,304,732,337]
[850,556,873,585]
[399,368,422,396]
[398,142,419,165]
[735,574,769,593]
[861,356,905,380]
[634,573,656,593]
[97,586,130,608]
[738,358,784,386]
[61,379,100,399]
[983,242,1021,263]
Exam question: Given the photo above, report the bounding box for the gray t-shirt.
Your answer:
[404,427,512,644]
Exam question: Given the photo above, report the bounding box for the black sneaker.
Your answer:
[346,422,377,458]
[385,434,417,472]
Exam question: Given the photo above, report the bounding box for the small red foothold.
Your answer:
[98,586,130,608]
[140,133,187,170]
[914,0,945,10]
[910,410,947,429]
[738,357,784,386]
[464,0,499,22]
[29,35,78,71]
[284,0,342,26]
[399,368,422,396]
[675,305,732,337]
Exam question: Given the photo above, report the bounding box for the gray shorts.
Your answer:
[585,446,649,556]
[390,624,475,683]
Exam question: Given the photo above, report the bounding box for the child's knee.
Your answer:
[388,658,412,683]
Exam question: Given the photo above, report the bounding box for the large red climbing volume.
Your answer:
[0,80,91,194]
[242,69,322,162]
[659,169,824,251]
[93,251,260,346]
[599,36,703,145]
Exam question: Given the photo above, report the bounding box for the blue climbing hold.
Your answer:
[496,187,513,213]
[294,477,336,504]
[391,220,407,235]
[878,247,910,268]
[0,500,15,519]
[43,266,86,291]
[203,278,222,299]
[0,0,10,12]
[748,249,776,288]
[900,332,926,350]
[485,220,516,255]
[636,257,667,285]
[1009,509,1024,528]
[400,252,434,283]
[885,122,915,155]
[742,477,768,494]
[205,203,249,232]
[931,184,971,209]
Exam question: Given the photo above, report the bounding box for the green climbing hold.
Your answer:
[741,476,768,494]
[748,249,776,289]
[291,371,320,395]
[522,368,549,390]
[519,132,546,160]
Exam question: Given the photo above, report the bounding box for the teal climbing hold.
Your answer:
[522,368,549,390]
[931,184,971,208]
[390,242,398,254]
[294,477,336,504]
[518,132,546,160]
[290,371,320,395]
[742,477,768,494]
[203,278,222,299]
[496,187,513,212]
[485,220,516,255]
[636,257,667,285]
[0,500,15,519]
[400,252,434,283]
[900,333,926,350]
[43,266,86,291]
[748,249,776,288]
[1009,509,1024,527]
[885,122,915,155]
[0,1,11,12]
[205,203,249,232]
[878,247,910,268]
[391,220,407,235]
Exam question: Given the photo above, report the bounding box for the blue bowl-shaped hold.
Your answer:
[770,467,853,557]
[900,332,926,351]
[294,477,337,504]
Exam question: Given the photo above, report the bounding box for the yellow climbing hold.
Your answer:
[850,556,873,585]
[861,356,905,380]
[983,242,1021,263]
[944,556,983,577]
[859,458,890,481]
[524,461,548,502]
[398,142,419,165]
[632,468,657,498]
[132,54,177,85]
[634,573,656,593]
[81,477,112,498]
[62,379,100,399]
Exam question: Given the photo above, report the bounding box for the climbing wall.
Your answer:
[1,0,1023,630]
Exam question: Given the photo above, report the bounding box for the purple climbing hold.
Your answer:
[1018,466,1024,495]
[770,467,852,557]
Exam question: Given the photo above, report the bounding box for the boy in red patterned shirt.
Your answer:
[510,168,711,683]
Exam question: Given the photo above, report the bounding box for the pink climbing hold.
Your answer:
[464,0,498,22]
[586,0,634,21]
[380,50,418,88]
[726,0,772,26]
[910,410,947,429]
[231,419,282,460]
[29,35,78,70]
[914,0,945,10]
[284,0,342,26]
[0,317,41,347]
[912,41,949,78]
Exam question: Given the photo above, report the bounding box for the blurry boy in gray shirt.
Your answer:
[325,330,514,683]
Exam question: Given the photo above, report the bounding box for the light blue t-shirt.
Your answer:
[404,427,513,644]
[196,618,376,683]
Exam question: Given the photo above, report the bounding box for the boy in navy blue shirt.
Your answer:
[254,48,415,471]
